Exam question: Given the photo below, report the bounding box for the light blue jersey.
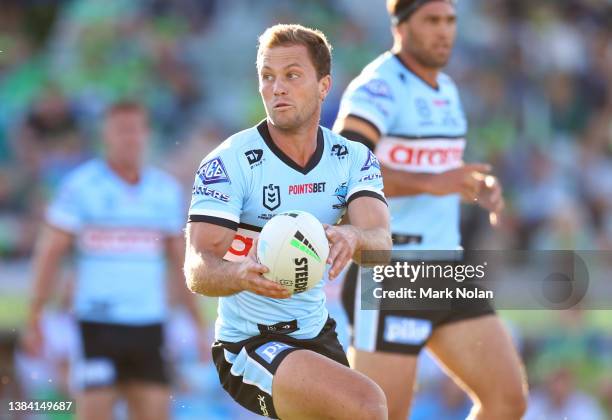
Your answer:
[46,159,184,325]
[188,121,385,342]
[338,52,468,250]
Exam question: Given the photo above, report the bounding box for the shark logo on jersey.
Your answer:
[331,144,348,158]
[333,182,348,209]
[361,150,380,171]
[245,149,264,167]
[263,184,281,211]
[198,157,230,185]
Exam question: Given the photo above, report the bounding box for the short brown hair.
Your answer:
[104,100,147,119]
[387,0,412,15]
[257,24,332,80]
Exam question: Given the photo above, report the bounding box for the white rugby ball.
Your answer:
[257,211,329,295]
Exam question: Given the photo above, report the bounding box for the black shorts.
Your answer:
[212,317,348,419]
[341,262,495,355]
[74,321,169,390]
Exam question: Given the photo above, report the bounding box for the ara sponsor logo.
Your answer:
[197,157,230,185]
[389,144,463,167]
[192,185,230,202]
[288,182,326,195]
[245,149,264,167]
[331,144,348,158]
[227,234,253,257]
[361,150,380,171]
[257,395,270,417]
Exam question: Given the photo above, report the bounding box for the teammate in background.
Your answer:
[334,1,527,419]
[22,101,206,420]
[184,24,391,419]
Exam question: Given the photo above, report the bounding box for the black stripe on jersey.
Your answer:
[346,114,382,138]
[257,120,324,175]
[393,53,440,91]
[347,190,388,206]
[386,133,466,140]
[339,129,376,152]
[188,215,238,231]
[238,222,262,232]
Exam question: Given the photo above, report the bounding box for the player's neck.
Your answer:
[396,50,440,89]
[266,118,319,168]
[106,158,141,184]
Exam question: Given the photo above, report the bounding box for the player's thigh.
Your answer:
[76,386,116,420]
[120,382,170,420]
[349,347,418,420]
[426,315,527,403]
[273,349,387,420]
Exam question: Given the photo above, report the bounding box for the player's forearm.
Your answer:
[382,166,440,197]
[352,226,392,264]
[184,249,242,297]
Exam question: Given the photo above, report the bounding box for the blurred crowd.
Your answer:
[1,0,611,418]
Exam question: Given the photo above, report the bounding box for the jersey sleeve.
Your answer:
[338,73,398,136]
[187,148,246,231]
[346,141,386,206]
[46,170,85,233]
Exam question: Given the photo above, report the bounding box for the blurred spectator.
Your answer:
[525,367,606,420]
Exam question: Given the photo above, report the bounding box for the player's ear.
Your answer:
[319,74,331,102]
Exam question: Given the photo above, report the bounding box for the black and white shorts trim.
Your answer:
[212,317,348,419]
[341,262,496,355]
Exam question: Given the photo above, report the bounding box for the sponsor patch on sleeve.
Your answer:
[361,150,381,171]
[358,79,394,100]
[197,157,231,185]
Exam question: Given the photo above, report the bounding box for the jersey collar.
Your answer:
[257,120,324,175]
[393,53,440,91]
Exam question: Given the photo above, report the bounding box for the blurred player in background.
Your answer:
[22,101,205,420]
[184,24,391,419]
[334,1,527,419]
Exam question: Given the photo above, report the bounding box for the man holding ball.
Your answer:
[184,24,392,419]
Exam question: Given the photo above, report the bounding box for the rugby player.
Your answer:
[184,24,391,419]
[334,1,527,419]
[23,102,205,420]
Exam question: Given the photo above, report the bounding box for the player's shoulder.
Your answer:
[324,127,370,156]
[59,158,105,188]
[437,71,460,92]
[346,52,404,96]
[360,51,400,78]
[195,124,263,185]
[205,125,262,162]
